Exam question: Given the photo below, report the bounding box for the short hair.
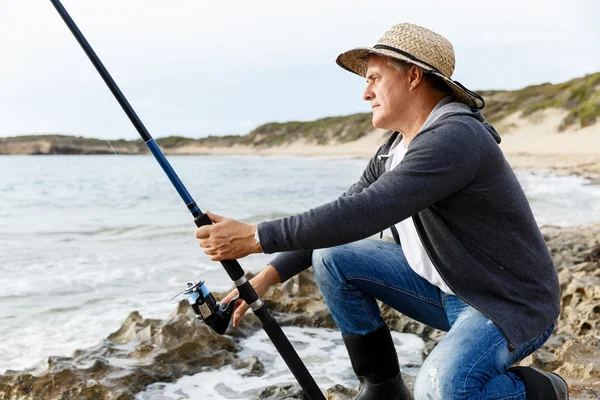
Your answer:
[386,57,453,97]
[386,57,412,74]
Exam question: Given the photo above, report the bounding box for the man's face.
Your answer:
[363,56,412,131]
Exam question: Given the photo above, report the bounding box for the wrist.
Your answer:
[261,264,282,285]
[252,225,263,254]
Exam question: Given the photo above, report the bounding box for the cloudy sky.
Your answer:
[1,0,598,139]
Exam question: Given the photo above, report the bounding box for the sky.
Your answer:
[1,0,598,140]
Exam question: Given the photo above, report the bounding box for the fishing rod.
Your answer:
[48,1,325,399]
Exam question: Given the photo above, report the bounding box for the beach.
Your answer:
[167,108,600,180]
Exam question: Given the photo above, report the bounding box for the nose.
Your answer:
[363,84,374,101]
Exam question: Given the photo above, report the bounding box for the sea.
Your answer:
[1,155,600,399]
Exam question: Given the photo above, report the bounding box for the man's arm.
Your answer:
[340,137,390,197]
[268,250,313,283]
[258,124,480,254]
[266,136,394,282]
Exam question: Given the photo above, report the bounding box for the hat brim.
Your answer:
[336,47,484,110]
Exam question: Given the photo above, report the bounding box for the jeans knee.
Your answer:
[413,360,455,400]
[312,247,341,287]
[414,367,438,400]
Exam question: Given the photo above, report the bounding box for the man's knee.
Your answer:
[413,357,460,400]
[312,247,343,285]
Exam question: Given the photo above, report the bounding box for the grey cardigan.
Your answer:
[257,107,560,351]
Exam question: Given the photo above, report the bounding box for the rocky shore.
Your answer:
[1,224,599,400]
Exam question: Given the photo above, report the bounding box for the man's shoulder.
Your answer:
[431,114,485,132]
[414,116,477,146]
[417,115,498,147]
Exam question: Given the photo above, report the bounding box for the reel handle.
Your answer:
[179,280,239,335]
[207,295,238,334]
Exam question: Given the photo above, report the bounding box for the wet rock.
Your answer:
[0,301,238,400]
[324,374,416,400]
[518,224,600,398]
[257,383,304,399]
[262,271,336,329]
[585,244,600,262]
[325,384,357,400]
[553,336,600,381]
[235,355,265,377]
[107,311,160,344]
[381,304,446,358]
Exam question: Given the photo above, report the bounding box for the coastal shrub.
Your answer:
[577,101,600,128]
[197,134,248,147]
[244,113,374,147]
[483,72,600,129]
[155,136,196,148]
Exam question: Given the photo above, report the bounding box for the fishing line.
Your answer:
[106,140,118,156]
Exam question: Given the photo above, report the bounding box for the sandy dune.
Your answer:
[170,108,600,179]
[498,109,600,179]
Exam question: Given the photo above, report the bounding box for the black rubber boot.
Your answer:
[510,366,569,399]
[343,324,411,400]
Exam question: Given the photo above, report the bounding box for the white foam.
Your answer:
[518,172,600,226]
[135,326,424,400]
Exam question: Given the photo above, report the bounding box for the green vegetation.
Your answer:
[244,113,373,146]
[196,134,250,147]
[1,134,107,145]
[481,72,600,130]
[155,136,196,148]
[0,134,147,155]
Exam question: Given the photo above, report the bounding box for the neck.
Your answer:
[399,92,446,146]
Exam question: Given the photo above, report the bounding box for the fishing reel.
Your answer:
[171,280,238,335]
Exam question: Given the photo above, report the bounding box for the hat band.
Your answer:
[373,44,442,75]
[373,44,485,110]
[452,80,485,110]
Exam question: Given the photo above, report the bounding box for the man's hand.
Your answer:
[221,265,282,327]
[195,211,262,261]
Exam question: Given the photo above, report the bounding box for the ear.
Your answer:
[408,66,424,90]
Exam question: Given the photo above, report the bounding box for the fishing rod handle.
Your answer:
[194,213,248,281]
[194,213,325,400]
[194,213,261,312]
[194,213,266,325]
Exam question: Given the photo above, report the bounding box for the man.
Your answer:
[195,23,568,400]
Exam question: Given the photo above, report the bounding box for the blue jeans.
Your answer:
[312,240,554,400]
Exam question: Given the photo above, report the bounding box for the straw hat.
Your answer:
[336,23,485,110]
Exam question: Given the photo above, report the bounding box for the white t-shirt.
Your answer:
[389,139,454,295]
